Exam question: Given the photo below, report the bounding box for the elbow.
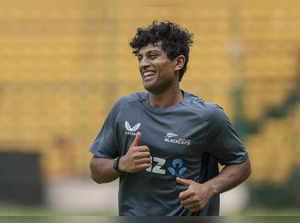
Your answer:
[90,173,116,184]
[90,172,105,184]
[89,159,105,184]
[244,158,252,181]
[90,166,103,184]
[89,157,116,184]
[90,168,112,184]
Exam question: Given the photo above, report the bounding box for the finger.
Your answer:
[181,197,196,207]
[134,151,151,158]
[188,206,201,213]
[135,158,152,165]
[179,190,194,201]
[180,198,200,212]
[131,132,142,147]
[180,200,201,213]
[136,163,151,171]
[176,177,193,186]
[182,202,197,210]
[136,146,150,152]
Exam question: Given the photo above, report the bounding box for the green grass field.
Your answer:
[0,206,117,216]
[237,209,300,216]
[1,206,300,216]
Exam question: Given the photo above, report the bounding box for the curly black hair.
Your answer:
[129,21,193,82]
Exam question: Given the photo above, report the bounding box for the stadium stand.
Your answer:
[246,104,300,183]
[0,0,300,184]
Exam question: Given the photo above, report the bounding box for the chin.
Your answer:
[144,84,156,93]
[143,81,156,92]
[144,85,164,95]
[144,85,154,93]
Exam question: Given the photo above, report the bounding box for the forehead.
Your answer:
[138,42,164,55]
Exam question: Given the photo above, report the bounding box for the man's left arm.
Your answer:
[177,158,251,213]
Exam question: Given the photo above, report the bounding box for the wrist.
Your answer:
[118,156,127,172]
[205,181,219,197]
[113,156,127,175]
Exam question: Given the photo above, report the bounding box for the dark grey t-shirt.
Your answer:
[89,91,248,216]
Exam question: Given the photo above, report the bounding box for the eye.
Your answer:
[149,54,158,60]
[137,55,142,61]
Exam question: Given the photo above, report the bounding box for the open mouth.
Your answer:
[143,71,156,81]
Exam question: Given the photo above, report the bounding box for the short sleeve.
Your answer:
[207,105,248,165]
[89,100,122,159]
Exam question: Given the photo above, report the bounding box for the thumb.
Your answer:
[131,132,142,147]
[176,177,193,186]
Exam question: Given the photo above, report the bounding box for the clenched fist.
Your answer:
[176,177,215,213]
[118,132,151,173]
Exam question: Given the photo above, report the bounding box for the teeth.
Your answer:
[144,71,154,76]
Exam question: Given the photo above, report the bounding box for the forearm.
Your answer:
[90,157,120,183]
[205,159,251,197]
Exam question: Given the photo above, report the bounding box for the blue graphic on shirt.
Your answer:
[167,158,187,177]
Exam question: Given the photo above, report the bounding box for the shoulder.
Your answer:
[113,92,147,110]
[106,92,147,120]
[116,92,147,105]
[183,91,225,121]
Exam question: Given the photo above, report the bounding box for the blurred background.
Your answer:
[0,0,300,216]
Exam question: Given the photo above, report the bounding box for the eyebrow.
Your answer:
[137,49,161,57]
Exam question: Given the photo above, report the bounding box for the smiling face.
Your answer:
[137,42,185,94]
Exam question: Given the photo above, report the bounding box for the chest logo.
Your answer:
[164,132,191,146]
[145,156,188,177]
[168,158,187,177]
[125,121,141,135]
[166,132,178,138]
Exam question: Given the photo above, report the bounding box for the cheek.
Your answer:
[158,62,171,74]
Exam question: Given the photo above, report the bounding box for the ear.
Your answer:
[174,55,185,72]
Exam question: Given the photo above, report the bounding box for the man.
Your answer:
[89,21,251,216]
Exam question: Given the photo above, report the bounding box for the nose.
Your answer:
[139,57,151,72]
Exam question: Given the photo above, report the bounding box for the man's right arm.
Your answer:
[90,132,151,184]
[90,157,120,184]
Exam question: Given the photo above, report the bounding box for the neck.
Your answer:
[149,85,183,109]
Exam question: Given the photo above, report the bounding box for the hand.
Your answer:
[119,132,151,173]
[176,177,215,213]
